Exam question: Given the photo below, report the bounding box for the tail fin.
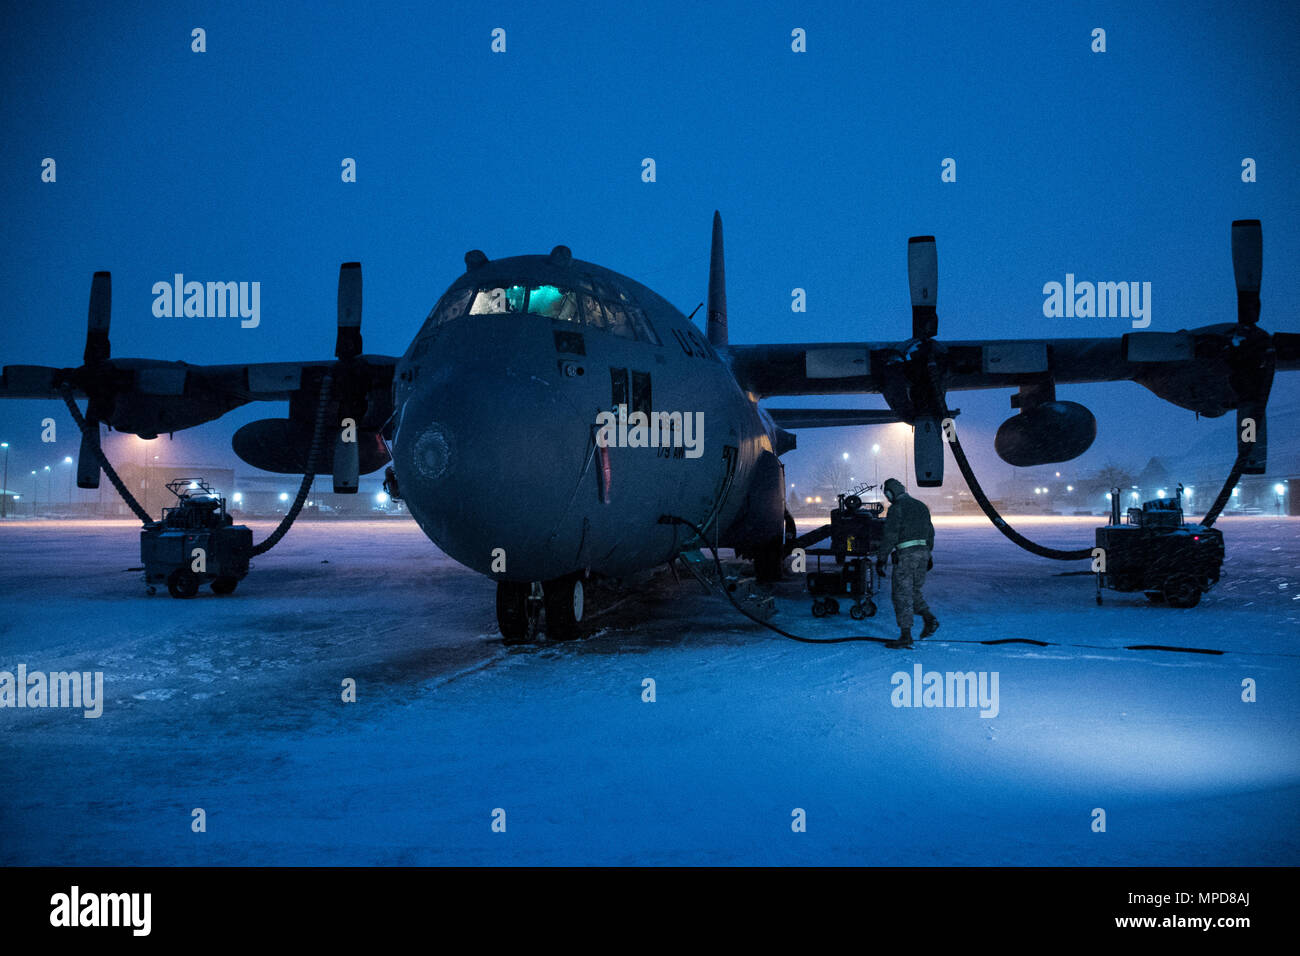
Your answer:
[707,211,727,347]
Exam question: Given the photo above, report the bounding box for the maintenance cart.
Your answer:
[141,478,253,598]
[1095,484,1224,608]
[792,488,886,619]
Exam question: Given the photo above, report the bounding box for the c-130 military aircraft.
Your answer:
[2,214,1296,642]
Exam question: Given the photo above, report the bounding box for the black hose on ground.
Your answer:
[660,514,884,644]
[658,514,1233,655]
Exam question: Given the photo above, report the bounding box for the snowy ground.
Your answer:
[0,515,1296,866]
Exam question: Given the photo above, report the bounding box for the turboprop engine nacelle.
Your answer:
[233,418,390,476]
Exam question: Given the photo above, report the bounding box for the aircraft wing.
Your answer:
[731,336,1138,398]
[0,264,400,491]
[724,222,1300,484]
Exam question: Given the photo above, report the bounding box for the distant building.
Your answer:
[996,468,1090,514]
[229,473,401,517]
[1161,399,1298,517]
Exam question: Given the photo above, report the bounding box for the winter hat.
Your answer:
[883,478,906,499]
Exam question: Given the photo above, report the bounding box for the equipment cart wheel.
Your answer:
[823,597,840,616]
[497,581,536,644]
[811,599,827,618]
[211,576,238,595]
[166,569,199,599]
[146,586,157,596]
[850,603,866,620]
[543,573,585,641]
[1162,574,1202,609]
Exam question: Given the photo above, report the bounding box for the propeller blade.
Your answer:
[707,211,727,347]
[77,421,101,489]
[336,262,363,360]
[907,236,938,340]
[1226,220,1270,472]
[913,416,944,486]
[1276,331,1300,367]
[1236,403,1267,474]
[84,271,111,366]
[1,364,64,397]
[1231,220,1261,325]
[333,432,360,493]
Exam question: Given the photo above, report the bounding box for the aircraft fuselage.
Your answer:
[389,251,784,583]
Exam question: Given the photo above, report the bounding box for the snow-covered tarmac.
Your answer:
[1,516,1296,865]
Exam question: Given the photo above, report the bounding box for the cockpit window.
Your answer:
[626,305,662,346]
[424,287,474,327]
[588,294,636,340]
[470,285,527,314]
[424,278,662,345]
[526,285,581,321]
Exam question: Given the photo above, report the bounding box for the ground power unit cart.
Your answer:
[140,478,253,598]
[794,491,886,619]
[1095,484,1224,608]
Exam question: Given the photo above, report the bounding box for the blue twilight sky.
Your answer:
[1,0,1298,491]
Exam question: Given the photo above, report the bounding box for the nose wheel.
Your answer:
[543,573,585,641]
[497,575,586,644]
[497,581,542,645]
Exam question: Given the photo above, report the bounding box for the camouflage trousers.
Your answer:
[890,547,933,631]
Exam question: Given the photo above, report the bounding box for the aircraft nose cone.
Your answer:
[393,371,591,579]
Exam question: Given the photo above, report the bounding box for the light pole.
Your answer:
[871,443,880,489]
[63,456,74,508]
[31,470,37,515]
[1,442,8,518]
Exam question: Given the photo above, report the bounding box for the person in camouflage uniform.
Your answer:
[875,477,939,648]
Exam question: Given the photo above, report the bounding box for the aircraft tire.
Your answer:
[167,569,199,599]
[543,574,585,641]
[497,581,533,644]
[1163,575,1202,609]
[753,539,784,582]
[211,576,238,595]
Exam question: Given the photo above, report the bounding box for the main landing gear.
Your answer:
[496,572,586,645]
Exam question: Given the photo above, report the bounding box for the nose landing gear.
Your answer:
[496,573,586,645]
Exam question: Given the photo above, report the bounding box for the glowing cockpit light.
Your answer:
[478,286,527,314]
[525,285,580,321]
